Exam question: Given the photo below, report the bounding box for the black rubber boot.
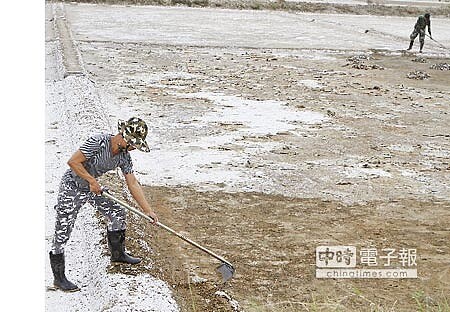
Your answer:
[419,41,424,53]
[49,251,80,292]
[107,229,141,264]
[407,40,414,50]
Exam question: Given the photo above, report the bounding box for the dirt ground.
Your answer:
[126,186,449,311]
[87,42,450,311]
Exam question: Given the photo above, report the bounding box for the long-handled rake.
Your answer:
[101,189,235,282]
[426,34,450,51]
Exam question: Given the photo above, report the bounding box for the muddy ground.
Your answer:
[88,43,450,311]
[117,186,449,311]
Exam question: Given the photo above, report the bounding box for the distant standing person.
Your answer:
[407,13,432,53]
[49,117,159,292]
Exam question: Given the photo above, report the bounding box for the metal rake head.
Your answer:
[216,263,235,283]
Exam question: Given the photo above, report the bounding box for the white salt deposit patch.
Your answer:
[388,144,415,153]
[272,50,339,61]
[178,92,328,135]
[131,130,251,190]
[132,91,328,189]
[133,148,244,184]
[215,291,241,312]
[134,71,200,84]
[298,79,323,89]
[181,134,238,149]
[150,83,187,90]
[400,169,418,177]
[66,4,450,55]
[346,167,392,179]
[422,147,450,159]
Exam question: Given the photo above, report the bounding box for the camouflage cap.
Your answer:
[118,117,150,152]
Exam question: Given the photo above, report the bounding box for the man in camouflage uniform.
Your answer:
[407,13,432,53]
[49,117,159,292]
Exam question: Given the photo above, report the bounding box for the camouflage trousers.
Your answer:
[410,27,425,44]
[51,179,126,254]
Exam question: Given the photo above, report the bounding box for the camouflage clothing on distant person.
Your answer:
[407,13,432,53]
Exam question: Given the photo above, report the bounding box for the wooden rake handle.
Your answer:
[101,188,234,269]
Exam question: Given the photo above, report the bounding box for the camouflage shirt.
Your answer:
[415,15,430,32]
[62,134,134,190]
